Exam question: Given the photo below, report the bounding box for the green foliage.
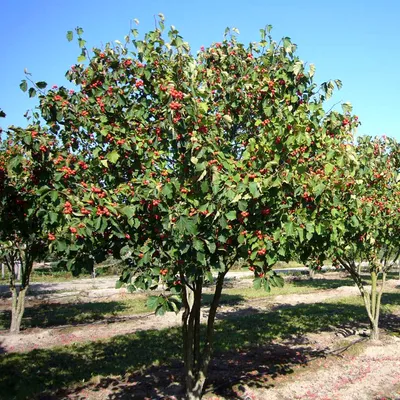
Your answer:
[8,19,359,314]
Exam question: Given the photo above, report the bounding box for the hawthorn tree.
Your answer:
[307,136,400,340]
[0,119,63,333]
[0,108,104,333]
[19,17,358,398]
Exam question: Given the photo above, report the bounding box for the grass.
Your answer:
[211,276,356,306]
[0,265,122,284]
[0,269,93,284]
[1,293,400,399]
[0,296,149,331]
[0,276,356,331]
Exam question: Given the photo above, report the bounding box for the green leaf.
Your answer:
[120,245,132,260]
[176,217,186,233]
[249,182,260,198]
[253,277,262,290]
[314,183,325,196]
[351,215,359,227]
[284,221,294,236]
[238,200,247,211]
[28,88,36,98]
[176,217,197,235]
[207,242,216,254]
[162,184,173,198]
[193,238,204,251]
[200,181,209,193]
[50,191,59,202]
[198,102,208,113]
[121,206,135,219]
[20,80,27,92]
[186,218,198,235]
[309,63,316,77]
[56,240,67,252]
[225,211,237,221]
[66,30,73,42]
[49,212,58,224]
[342,102,352,114]
[296,227,304,242]
[155,305,166,316]
[324,163,334,175]
[270,274,284,288]
[115,280,124,289]
[197,251,206,265]
[146,295,159,310]
[36,81,47,89]
[78,38,86,48]
[293,61,303,76]
[77,54,86,63]
[107,150,120,164]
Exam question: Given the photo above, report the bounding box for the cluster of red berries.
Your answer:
[170,101,182,110]
[63,201,73,215]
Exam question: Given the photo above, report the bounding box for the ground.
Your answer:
[0,271,399,399]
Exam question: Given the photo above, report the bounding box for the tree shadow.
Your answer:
[203,293,245,307]
[382,292,400,306]
[289,277,356,290]
[0,283,62,299]
[0,294,244,332]
[66,343,326,399]
[0,300,139,331]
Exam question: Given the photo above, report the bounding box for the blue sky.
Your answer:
[1,0,399,140]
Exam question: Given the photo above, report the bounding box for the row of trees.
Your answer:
[1,17,399,399]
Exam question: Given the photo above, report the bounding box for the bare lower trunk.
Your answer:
[182,271,226,400]
[10,286,28,334]
[338,257,385,341]
[360,270,385,341]
[6,249,34,334]
[370,320,379,340]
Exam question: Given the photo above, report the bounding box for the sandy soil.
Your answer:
[253,336,400,400]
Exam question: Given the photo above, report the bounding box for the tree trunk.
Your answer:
[359,269,385,341]
[370,320,379,340]
[7,251,34,334]
[181,271,226,400]
[10,285,28,333]
[338,257,385,341]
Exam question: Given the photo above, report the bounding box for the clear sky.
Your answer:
[1,0,399,140]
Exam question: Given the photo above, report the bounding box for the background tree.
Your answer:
[19,18,358,399]
[0,121,64,333]
[308,136,400,340]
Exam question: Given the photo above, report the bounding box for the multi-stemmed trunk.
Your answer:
[10,284,29,333]
[180,271,227,400]
[4,248,33,334]
[363,269,385,340]
[338,257,386,340]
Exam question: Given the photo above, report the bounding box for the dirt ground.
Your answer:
[0,274,400,399]
[0,276,366,354]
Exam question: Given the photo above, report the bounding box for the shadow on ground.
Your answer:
[0,301,137,331]
[289,278,356,290]
[3,296,400,399]
[64,343,325,400]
